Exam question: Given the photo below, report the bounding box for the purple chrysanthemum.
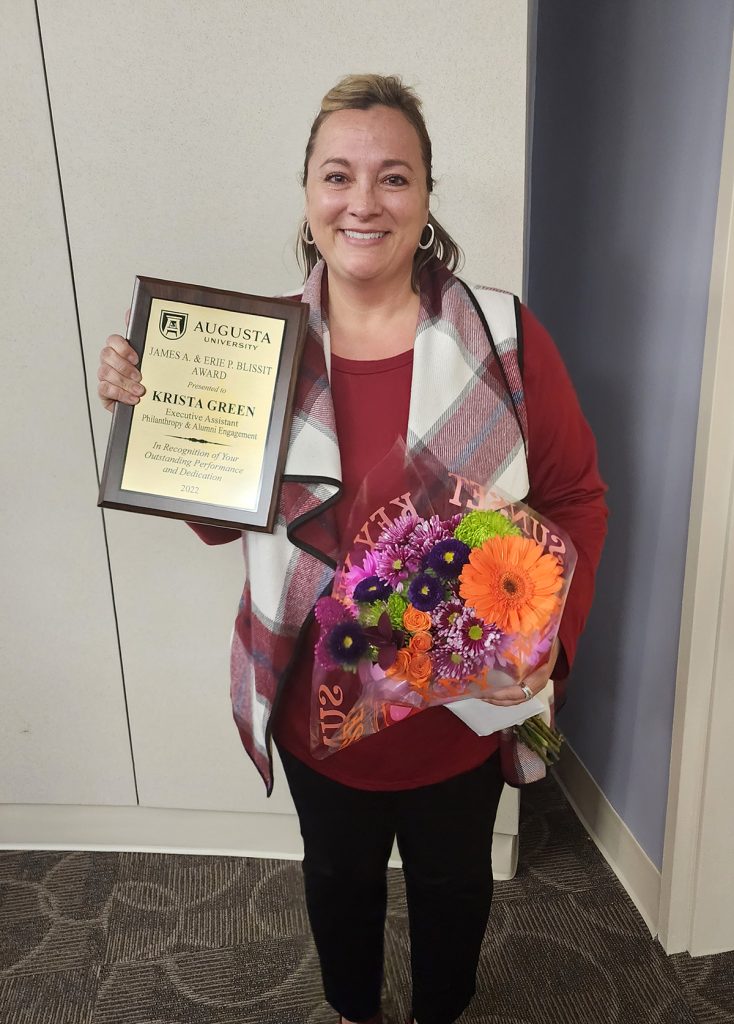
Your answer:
[353,576,392,603]
[431,643,486,680]
[407,515,457,563]
[326,621,368,666]
[424,538,471,579]
[374,542,421,587]
[407,573,445,612]
[375,514,419,550]
[449,609,504,657]
[432,598,464,638]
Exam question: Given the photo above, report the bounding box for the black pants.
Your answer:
[278,747,505,1024]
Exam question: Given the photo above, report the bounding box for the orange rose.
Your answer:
[407,652,432,681]
[403,605,432,633]
[386,648,412,679]
[409,630,433,653]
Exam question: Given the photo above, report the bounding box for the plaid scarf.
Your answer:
[231,260,528,793]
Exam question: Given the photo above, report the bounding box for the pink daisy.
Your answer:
[342,549,379,600]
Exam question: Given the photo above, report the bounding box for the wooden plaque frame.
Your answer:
[98,276,308,532]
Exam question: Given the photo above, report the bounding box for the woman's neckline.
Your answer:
[330,348,414,374]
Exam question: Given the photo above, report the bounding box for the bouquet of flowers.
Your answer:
[311,447,575,777]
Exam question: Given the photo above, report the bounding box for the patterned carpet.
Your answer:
[1,774,732,1024]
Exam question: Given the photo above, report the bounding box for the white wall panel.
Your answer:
[36,0,528,814]
[0,0,135,805]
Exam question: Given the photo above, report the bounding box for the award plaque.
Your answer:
[98,277,309,532]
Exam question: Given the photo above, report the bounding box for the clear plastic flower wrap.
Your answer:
[310,441,576,760]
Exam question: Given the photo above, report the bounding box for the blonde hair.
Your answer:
[297,74,462,292]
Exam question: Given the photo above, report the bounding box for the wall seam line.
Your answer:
[34,0,140,805]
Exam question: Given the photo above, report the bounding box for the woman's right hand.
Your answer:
[97,312,145,412]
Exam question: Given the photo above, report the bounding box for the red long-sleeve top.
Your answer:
[191,305,608,790]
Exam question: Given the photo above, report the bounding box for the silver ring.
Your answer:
[520,684,533,701]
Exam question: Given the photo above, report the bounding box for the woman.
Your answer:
[98,75,607,1024]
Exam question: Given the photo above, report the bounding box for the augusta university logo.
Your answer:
[159,310,188,339]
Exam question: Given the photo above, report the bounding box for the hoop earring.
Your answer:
[417,222,435,251]
[300,219,315,245]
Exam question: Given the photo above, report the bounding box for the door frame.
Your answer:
[658,29,734,955]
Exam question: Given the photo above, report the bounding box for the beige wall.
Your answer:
[2,0,529,839]
[1,0,136,806]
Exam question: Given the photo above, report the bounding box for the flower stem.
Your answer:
[513,714,564,763]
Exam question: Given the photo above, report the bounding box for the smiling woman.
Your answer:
[96,73,608,1024]
[302,106,428,359]
[297,75,461,295]
[305,107,429,286]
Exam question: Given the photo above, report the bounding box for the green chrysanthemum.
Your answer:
[453,509,522,548]
[358,601,388,627]
[386,592,409,629]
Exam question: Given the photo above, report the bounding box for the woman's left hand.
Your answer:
[485,637,560,706]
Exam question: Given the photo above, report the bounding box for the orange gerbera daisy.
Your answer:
[459,534,563,634]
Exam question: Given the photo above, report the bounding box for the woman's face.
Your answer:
[305,106,430,291]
